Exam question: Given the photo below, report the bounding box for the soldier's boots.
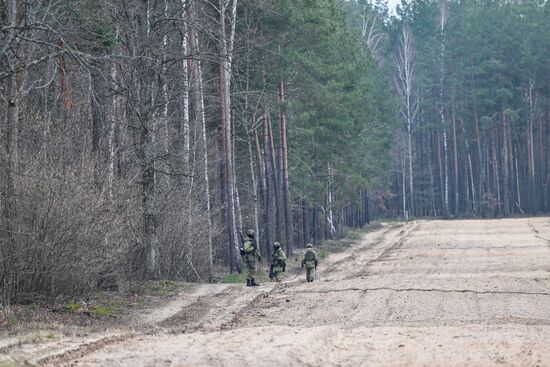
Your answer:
[250,279,260,286]
[246,279,251,286]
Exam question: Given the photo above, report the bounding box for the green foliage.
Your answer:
[9,315,17,326]
[241,0,395,211]
[147,280,182,297]
[380,0,550,217]
[220,273,248,283]
[65,300,80,313]
[88,305,114,318]
[317,248,329,260]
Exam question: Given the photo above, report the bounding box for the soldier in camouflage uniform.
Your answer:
[270,242,287,282]
[301,243,318,282]
[241,229,261,286]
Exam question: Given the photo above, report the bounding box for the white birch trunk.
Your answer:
[219,0,240,269]
[394,25,417,217]
[181,0,190,167]
[439,0,449,216]
[108,61,118,202]
[189,0,213,279]
[402,152,408,220]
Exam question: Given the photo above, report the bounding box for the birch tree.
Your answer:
[394,24,418,218]
[188,0,214,279]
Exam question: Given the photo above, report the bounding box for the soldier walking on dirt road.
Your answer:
[302,243,319,282]
[240,229,261,286]
[270,242,287,282]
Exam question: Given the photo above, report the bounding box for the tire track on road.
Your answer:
[292,286,550,297]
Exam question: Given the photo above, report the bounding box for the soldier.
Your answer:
[241,229,261,286]
[301,243,318,282]
[270,242,287,282]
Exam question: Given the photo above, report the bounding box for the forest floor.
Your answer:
[2,218,550,366]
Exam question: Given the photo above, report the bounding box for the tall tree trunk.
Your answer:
[263,110,274,257]
[267,111,282,244]
[492,128,502,215]
[436,129,444,214]
[527,77,536,214]
[278,79,292,255]
[91,68,106,157]
[470,72,483,214]
[539,112,546,212]
[232,109,243,233]
[189,0,213,279]
[402,150,408,219]
[395,25,417,217]
[451,88,459,216]
[1,0,20,302]
[458,117,477,214]
[501,107,510,216]
[136,0,158,277]
[428,130,437,216]
[108,58,120,201]
[218,0,239,272]
[181,0,191,168]
[254,128,267,256]
[247,130,260,250]
[439,0,449,216]
[514,146,523,214]
[159,0,170,167]
[302,201,310,245]
[326,164,336,236]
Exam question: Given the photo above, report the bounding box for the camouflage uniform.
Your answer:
[301,243,318,282]
[270,242,287,282]
[241,229,261,286]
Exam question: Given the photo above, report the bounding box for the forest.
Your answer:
[1,0,549,303]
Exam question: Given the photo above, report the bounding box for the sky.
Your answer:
[386,0,400,14]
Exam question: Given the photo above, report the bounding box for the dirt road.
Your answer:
[3,218,550,366]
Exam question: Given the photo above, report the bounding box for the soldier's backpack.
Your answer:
[304,249,316,268]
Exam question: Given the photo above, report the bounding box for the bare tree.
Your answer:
[217,0,240,272]
[394,24,418,218]
[188,0,214,280]
[360,3,385,57]
[134,0,159,276]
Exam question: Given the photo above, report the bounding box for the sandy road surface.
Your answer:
[4,218,550,366]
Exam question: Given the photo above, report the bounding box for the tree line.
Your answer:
[0,0,393,303]
[387,0,550,219]
[3,0,547,303]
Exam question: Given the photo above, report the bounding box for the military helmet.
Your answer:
[306,243,313,248]
[246,229,255,238]
[273,241,281,249]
